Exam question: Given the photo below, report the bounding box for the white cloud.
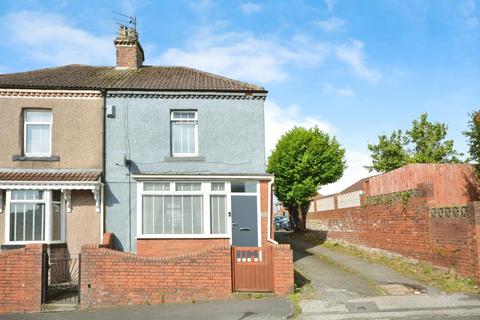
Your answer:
[156,30,330,83]
[156,28,378,84]
[321,83,354,97]
[460,0,479,28]
[335,39,382,82]
[2,11,381,86]
[3,11,113,66]
[240,2,262,15]
[325,0,336,12]
[319,150,374,195]
[264,100,335,156]
[158,33,289,82]
[315,17,347,32]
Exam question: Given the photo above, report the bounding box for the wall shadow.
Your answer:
[462,169,480,202]
[274,231,328,262]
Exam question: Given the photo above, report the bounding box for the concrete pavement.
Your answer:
[278,232,480,320]
[2,297,293,320]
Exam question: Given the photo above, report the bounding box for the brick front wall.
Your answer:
[137,238,230,257]
[308,197,480,282]
[80,244,232,308]
[272,244,294,295]
[0,244,44,314]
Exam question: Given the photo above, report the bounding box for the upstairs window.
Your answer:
[171,111,197,156]
[24,110,52,157]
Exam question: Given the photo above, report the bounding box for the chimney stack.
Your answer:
[114,25,144,69]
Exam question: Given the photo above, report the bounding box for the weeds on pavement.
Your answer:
[287,231,480,295]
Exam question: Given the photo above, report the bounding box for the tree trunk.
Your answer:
[299,203,310,232]
[301,210,307,232]
[288,205,303,233]
[288,204,310,233]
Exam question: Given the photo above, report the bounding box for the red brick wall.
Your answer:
[137,238,229,257]
[429,217,471,271]
[468,202,480,281]
[260,180,269,212]
[270,186,275,240]
[308,197,480,281]
[261,217,269,246]
[100,232,114,249]
[80,244,232,308]
[0,244,44,314]
[367,164,480,206]
[259,180,274,243]
[272,244,294,295]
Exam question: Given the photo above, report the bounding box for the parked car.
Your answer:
[274,216,291,231]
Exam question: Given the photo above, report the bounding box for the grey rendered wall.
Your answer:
[105,93,266,252]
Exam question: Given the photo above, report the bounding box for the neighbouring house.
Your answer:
[0,74,104,257]
[0,26,291,313]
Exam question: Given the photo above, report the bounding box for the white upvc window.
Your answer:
[138,181,230,238]
[24,110,52,157]
[171,111,198,156]
[5,189,65,244]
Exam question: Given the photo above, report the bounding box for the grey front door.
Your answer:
[231,195,258,247]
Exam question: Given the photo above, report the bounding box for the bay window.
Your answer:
[139,181,229,237]
[6,189,64,243]
[9,190,45,242]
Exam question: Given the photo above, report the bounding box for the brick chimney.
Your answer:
[114,25,144,69]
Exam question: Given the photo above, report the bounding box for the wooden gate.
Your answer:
[232,246,273,292]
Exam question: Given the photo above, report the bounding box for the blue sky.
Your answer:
[0,0,479,193]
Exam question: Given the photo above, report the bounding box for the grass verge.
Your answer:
[287,231,480,295]
[288,268,311,318]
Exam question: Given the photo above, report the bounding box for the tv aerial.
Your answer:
[113,11,136,31]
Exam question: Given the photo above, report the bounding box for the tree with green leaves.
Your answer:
[463,111,480,176]
[267,126,346,232]
[367,130,409,173]
[367,113,462,172]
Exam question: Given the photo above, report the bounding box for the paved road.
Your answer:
[277,232,480,320]
[2,297,292,320]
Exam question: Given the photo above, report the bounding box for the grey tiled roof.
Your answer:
[0,65,266,93]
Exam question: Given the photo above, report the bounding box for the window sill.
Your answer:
[12,155,60,162]
[0,244,26,250]
[164,156,205,162]
[2,241,66,248]
[137,234,230,239]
